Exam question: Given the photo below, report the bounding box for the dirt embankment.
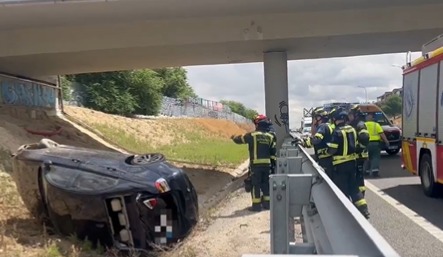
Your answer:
[63,106,252,150]
[0,104,254,257]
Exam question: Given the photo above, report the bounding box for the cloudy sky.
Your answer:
[184,51,421,128]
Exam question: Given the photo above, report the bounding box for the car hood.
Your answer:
[13,144,183,188]
[381,125,401,132]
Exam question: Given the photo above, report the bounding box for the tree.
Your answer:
[244,108,259,121]
[154,67,197,100]
[381,94,402,118]
[128,69,164,115]
[67,70,164,116]
[70,71,139,116]
[59,76,73,101]
[220,100,258,120]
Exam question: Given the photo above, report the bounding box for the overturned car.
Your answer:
[11,139,199,254]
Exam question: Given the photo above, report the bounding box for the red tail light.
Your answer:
[143,198,158,210]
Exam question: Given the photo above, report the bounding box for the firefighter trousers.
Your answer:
[332,161,370,218]
[356,158,367,196]
[318,157,334,180]
[250,165,271,211]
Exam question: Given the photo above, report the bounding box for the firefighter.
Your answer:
[311,106,324,135]
[348,105,370,196]
[301,108,335,179]
[231,118,277,212]
[253,114,277,174]
[327,109,370,219]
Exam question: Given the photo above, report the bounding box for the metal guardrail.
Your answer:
[242,137,401,257]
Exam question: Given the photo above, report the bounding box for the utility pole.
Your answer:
[358,86,368,103]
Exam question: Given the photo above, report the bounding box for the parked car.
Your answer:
[11,139,199,254]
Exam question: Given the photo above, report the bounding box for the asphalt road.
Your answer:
[367,151,443,257]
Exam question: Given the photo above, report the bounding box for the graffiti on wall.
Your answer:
[0,76,57,109]
[274,100,289,133]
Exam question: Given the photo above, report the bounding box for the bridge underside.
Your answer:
[0,28,441,77]
[0,0,442,76]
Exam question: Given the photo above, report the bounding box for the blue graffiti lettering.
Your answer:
[0,76,57,108]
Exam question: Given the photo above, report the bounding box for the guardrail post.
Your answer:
[270,173,312,254]
[275,138,303,246]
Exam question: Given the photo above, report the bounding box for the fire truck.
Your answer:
[401,34,443,197]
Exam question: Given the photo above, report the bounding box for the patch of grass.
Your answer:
[93,123,248,167]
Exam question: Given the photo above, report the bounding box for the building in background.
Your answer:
[377,88,402,103]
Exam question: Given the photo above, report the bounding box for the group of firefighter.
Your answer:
[230,105,391,219]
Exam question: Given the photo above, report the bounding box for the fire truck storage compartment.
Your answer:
[439,63,443,141]
[418,63,439,138]
[402,71,419,140]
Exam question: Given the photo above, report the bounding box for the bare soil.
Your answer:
[166,187,303,257]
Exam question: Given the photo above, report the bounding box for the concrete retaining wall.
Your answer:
[0,73,60,117]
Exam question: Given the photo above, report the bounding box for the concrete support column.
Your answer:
[264,51,289,148]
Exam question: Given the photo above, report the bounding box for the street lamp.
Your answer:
[358,86,368,103]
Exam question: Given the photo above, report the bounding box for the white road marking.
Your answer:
[365,181,443,243]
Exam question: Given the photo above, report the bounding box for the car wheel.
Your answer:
[386,148,400,155]
[127,153,165,165]
[419,153,440,198]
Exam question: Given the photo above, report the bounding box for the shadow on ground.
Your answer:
[382,184,443,231]
[183,167,237,210]
[367,151,414,179]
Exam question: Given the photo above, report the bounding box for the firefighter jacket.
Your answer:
[232,130,277,165]
[327,123,358,166]
[350,120,369,159]
[310,123,335,159]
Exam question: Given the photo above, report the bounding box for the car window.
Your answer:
[363,112,391,126]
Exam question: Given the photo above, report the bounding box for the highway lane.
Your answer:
[366,151,443,257]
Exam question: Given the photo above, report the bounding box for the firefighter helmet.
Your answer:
[313,107,328,118]
[330,108,347,121]
[253,114,268,124]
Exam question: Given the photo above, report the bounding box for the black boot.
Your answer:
[262,201,270,210]
[250,203,262,212]
[357,205,370,219]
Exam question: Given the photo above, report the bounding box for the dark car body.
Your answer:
[11,139,199,254]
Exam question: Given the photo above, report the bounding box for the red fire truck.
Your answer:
[401,34,443,197]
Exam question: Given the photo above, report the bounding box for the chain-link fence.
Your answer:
[63,96,252,124]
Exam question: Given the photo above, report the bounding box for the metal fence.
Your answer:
[158,96,251,123]
[63,96,252,124]
[242,135,401,257]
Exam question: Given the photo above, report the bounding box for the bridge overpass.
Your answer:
[1,0,443,145]
[0,0,443,77]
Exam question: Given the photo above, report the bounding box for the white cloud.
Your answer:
[185,52,421,128]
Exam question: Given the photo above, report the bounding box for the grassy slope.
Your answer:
[63,106,253,168]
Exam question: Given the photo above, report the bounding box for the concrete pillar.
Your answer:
[264,51,289,148]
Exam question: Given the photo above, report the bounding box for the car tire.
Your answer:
[386,148,400,155]
[419,153,440,198]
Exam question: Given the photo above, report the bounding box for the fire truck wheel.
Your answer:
[419,153,440,198]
